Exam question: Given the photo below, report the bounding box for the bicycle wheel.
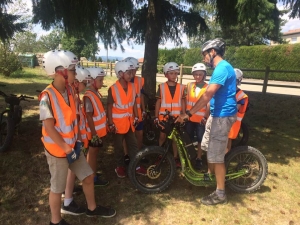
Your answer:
[128,146,176,194]
[0,117,15,152]
[232,122,249,147]
[225,146,268,193]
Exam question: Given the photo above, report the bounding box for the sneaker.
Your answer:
[201,191,228,205]
[195,158,203,170]
[86,205,116,218]
[136,166,147,176]
[115,166,126,178]
[50,219,70,225]
[61,200,86,215]
[124,154,130,165]
[62,186,83,197]
[94,177,109,187]
[175,158,181,168]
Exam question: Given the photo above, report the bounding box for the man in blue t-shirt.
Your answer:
[177,38,237,206]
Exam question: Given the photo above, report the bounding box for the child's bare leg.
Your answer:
[82,174,96,210]
[197,143,202,159]
[158,132,166,146]
[49,191,63,223]
[135,130,143,150]
[123,139,128,155]
[64,169,75,199]
[87,146,99,176]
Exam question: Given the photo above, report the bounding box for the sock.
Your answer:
[64,197,73,207]
[216,189,225,198]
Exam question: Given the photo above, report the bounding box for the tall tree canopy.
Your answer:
[31,0,300,99]
[0,0,27,42]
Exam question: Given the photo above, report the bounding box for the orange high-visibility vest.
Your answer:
[159,83,184,121]
[133,76,144,121]
[228,90,249,139]
[111,80,136,134]
[84,89,107,139]
[78,106,88,148]
[41,84,78,157]
[186,82,208,123]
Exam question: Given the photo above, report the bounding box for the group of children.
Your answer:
[155,61,248,170]
[40,49,248,224]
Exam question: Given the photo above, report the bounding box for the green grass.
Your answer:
[0,68,300,225]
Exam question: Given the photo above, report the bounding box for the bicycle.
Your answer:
[0,90,34,152]
[128,111,268,194]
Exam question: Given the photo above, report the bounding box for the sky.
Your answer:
[25,0,300,59]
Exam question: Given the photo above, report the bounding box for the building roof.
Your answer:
[283,28,300,35]
[138,58,144,63]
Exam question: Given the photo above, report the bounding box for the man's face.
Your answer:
[193,71,205,83]
[165,70,179,82]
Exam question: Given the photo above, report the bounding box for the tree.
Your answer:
[35,29,63,52]
[0,41,22,76]
[11,31,37,53]
[130,0,207,98]
[0,0,27,42]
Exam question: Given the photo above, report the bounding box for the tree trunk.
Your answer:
[142,0,162,101]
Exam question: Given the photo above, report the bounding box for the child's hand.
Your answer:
[133,117,139,127]
[66,149,80,164]
[90,135,103,147]
[142,111,147,120]
[108,123,117,133]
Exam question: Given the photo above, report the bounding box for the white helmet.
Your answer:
[87,67,106,79]
[234,68,243,86]
[115,61,135,78]
[75,66,91,82]
[191,63,206,73]
[163,62,179,74]
[124,57,139,69]
[42,50,78,76]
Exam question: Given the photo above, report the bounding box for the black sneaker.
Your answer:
[124,154,130,165]
[201,191,228,205]
[94,177,109,187]
[61,200,85,215]
[50,219,70,225]
[195,158,203,170]
[86,205,116,218]
[62,186,83,197]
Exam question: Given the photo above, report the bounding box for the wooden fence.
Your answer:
[80,61,300,95]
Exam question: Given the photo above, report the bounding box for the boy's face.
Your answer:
[192,71,205,83]
[78,80,87,92]
[120,70,133,82]
[165,70,179,82]
[131,68,138,77]
[94,76,104,89]
[67,64,76,84]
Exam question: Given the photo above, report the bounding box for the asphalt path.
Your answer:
[155,74,300,96]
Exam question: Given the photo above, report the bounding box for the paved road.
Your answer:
[155,74,300,96]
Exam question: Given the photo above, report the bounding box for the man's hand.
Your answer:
[200,117,207,126]
[133,117,139,127]
[175,113,189,124]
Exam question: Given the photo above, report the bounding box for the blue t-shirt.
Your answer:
[209,60,237,117]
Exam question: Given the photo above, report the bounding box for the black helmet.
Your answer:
[202,38,226,57]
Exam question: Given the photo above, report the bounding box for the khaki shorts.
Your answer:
[45,150,94,193]
[201,115,236,163]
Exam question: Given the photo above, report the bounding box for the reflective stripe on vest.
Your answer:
[186,82,208,123]
[84,89,107,138]
[41,84,78,157]
[228,90,248,139]
[111,80,136,134]
[159,83,184,120]
[134,77,144,121]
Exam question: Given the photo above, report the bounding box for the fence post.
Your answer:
[262,66,270,94]
[110,62,113,76]
[94,61,96,67]
[179,64,183,84]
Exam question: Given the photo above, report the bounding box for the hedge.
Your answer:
[158,43,300,81]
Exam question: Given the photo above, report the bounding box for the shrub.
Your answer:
[0,44,22,77]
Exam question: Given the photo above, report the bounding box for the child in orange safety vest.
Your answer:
[107,60,146,178]
[185,63,210,170]
[83,67,109,187]
[155,62,186,168]
[39,50,116,225]
[227,68,249,152]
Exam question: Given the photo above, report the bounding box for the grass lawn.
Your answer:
[0,68,300,225]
